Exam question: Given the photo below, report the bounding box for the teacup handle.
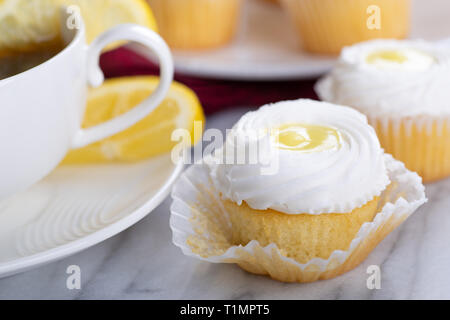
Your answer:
[71,24,173,148]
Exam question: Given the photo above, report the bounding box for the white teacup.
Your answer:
[0,12,173,199]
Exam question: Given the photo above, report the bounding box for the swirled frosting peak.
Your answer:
[208,99,390,214]
[271,123,341,152]
[316,39,450,118]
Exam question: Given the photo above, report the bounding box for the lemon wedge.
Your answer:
[0,0,61,54]
[59,0,157,44]
[0,0,157,55]
[62,76,205,164]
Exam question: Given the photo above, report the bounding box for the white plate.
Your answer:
[173,0,450,80]
[0,154,183,278]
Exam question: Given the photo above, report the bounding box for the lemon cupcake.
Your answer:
[146,0,242,49]
[280,0,410,54]
[170,99,426,282]
[316,39,450,182]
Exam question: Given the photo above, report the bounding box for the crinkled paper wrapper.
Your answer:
[369,117,450,182]
[170,154,426,283]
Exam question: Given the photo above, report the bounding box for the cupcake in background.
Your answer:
[280,0,410,54]
[147,0,242,50]
[316,39,450,182]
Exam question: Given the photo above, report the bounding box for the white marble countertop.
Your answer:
[0,107,449,299]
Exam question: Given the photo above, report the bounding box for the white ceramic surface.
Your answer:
[0,154,183,278]
[172,0,450,80]
[2,108,450,299]
[0,11,173,199]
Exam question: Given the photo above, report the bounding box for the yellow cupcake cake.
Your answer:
[146,0,242,49]
[170,99,426,282]
[316,39,450,182]
[280,0,410,54]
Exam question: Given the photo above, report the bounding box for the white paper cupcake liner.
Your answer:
[369,116,450,182]
[170,154,426,282]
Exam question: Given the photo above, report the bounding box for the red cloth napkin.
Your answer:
[100,47,319,115]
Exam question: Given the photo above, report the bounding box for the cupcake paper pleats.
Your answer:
[170,154,426,283]
[370,117,450,183]
[147,0,242,49]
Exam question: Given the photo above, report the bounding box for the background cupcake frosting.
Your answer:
[316,39,450,118]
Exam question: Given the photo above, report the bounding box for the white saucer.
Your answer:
[0,154,183,278]
[173,0,450,80]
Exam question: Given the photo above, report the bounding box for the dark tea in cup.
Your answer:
[0,42,64,80]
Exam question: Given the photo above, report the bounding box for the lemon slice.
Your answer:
[62,76,205,164]
[0,0,157,55]
[59,0,157,44]
[0,0,61,54]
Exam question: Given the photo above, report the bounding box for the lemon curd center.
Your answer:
[365,48,435,70]
[271,123,341,152]
[366,50,408,64]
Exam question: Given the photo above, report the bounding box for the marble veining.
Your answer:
[0,107,449,299]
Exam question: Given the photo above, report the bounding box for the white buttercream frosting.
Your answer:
[207,99,390,214]
[316,39,450,118]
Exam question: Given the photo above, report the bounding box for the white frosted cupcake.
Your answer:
[170,99,426,282]
[316,39,450,182]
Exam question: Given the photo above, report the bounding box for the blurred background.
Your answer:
[102,0,450,115]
